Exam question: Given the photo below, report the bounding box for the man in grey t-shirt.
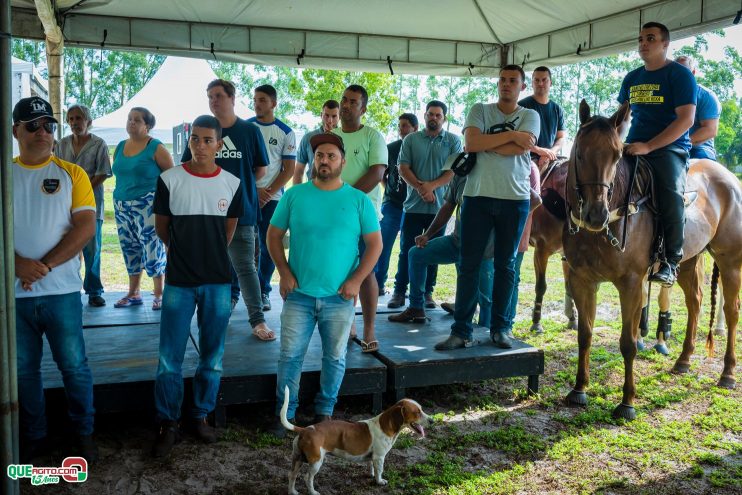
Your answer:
[436,64,540,351]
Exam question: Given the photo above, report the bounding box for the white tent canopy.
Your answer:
[82,56,254,146]
[10,0,740,77]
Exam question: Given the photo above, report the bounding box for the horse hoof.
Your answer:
[714,327,725,337]
[717,376,736,389]
[567,319,578,330]
[653,343,670,356]
[637,339,646,351]
[612,403,636,421]
[565,389,588,407]
[671,362,690,374]
[530,323,544,334]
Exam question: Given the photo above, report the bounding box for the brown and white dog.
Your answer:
[280,386,428,495]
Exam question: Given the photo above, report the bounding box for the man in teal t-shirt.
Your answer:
[267,133,381,435]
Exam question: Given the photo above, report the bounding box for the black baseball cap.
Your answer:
[13,97,58,124]
[310,132,345,155]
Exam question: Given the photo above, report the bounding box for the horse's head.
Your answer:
[568,99,630,232]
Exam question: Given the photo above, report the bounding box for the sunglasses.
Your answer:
[19,120,57,134]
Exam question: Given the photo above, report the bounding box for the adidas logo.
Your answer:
[216,136,243,159]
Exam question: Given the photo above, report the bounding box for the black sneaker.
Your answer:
[88,295,106,307]
[491,330,513,349]
[188,417,218,444]
[261,293,272,311]
[152,420,180,458]
[75,434,99,463]
[649,261,678,287]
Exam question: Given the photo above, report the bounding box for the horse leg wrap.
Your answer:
[639,305,649,338]
[656,311,672,340]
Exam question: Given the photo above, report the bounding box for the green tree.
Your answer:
[716,99,741,167]
[12,39,164,118]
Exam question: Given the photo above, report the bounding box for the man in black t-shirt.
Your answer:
[518,66,566,171]
[375,113,418,294]
[152,115,244,458]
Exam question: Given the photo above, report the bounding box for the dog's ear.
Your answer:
[379,404,406,436]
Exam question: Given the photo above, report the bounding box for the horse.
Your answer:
[562,99,741,420]
[530,159,676,354]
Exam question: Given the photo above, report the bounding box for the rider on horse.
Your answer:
[618,21,697,287]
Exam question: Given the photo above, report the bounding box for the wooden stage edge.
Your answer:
[42,293,544,423]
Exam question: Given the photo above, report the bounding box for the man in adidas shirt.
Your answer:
[248,84,297,313]
[333,84,388,352]
[12,96,98,463]
[181,79,274,340]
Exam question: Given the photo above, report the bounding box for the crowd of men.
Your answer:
[11,20,722,462]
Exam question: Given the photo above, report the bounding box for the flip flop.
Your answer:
[152,297,163,311]
[114,295,143,308]
[360,340,379,353]
[252,323,277,342]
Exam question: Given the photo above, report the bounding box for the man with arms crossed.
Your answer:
[435,65,539,351]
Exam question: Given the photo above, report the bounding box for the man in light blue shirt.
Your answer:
[387,101,461,312]
[267,133,381,436]
[675,55,721,160]
[292,99,340,184]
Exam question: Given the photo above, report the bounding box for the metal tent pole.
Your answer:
[0,0,20,492]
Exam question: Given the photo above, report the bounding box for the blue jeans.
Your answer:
[228,225,265,327]
[16,292,94,440]
[505,251,525,328]
[82,218,104,296]
[155,283,231,421]
[408,235,493,327]
[275,291,355,418]
[394,212,440,295]
[375,202,404,289]
[257,200,279,295]
[452,197,529,340]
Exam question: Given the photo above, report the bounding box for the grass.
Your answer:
[93,175,741,494]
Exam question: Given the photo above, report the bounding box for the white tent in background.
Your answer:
[87,56,254,146]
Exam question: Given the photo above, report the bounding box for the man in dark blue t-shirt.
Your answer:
[675,55,722,160]
[618,22,697,286]
[181,79,274,339]
[518,66,565,171]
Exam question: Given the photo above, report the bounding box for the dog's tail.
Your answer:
[280,385,297,431]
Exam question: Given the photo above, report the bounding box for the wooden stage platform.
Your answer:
[41,291,543,421]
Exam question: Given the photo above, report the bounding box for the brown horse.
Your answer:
[563,100,741,420]
[530,160,672,354]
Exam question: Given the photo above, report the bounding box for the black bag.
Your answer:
[449,152,477,177]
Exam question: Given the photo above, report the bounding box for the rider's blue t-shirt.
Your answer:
[618,61,697,152]
[690,84,721,160]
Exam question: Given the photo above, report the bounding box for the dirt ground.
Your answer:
[16,305,742,495]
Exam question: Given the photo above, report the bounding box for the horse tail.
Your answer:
[706,262,719,358]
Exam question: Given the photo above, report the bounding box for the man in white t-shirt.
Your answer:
[12,96,98,463]
[248,84,297,311]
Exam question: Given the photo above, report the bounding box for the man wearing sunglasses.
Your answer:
[12,97,99,463]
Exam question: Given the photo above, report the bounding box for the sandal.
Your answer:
[152,297,163,311]
[360,340,379,353]
[252,322,277,342]
[114,295,143,308]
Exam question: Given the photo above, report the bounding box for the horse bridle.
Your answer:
[566,120,638,253]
